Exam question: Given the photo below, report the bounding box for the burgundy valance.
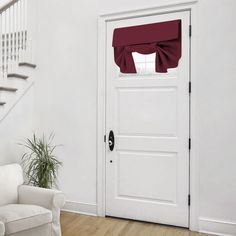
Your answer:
[112,20,182,73]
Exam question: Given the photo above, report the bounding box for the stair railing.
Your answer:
[0,0,30,79]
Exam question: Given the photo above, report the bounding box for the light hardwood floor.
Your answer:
[61,212,210,236]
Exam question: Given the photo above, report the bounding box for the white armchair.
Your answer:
[0,164,65,236]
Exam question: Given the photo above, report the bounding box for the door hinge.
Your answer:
[189,25,192,37]
[104,135,106,143]
[188,138,191,150]
[188,194,191,206]
[189,81,192,93]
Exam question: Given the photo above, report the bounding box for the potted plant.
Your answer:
[20,133,62,189]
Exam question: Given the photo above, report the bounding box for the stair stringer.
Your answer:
[0,65,36,123]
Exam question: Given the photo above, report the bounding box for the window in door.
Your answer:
[119,52,178,77]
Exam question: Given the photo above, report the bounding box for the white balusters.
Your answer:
[19,0,23,61]
[0,13,2,78]
[23,0,27,54]
[7,8,10,74]
[0,0,30,79]
[12,4,16,64]
[16,0,20,62]
[4,10,7,78]
[9,6,13,72]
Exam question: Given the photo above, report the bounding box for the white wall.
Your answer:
[34,0,99,209]
[195,1,236,234]
[0,87,34,165]
[31,0,236,234]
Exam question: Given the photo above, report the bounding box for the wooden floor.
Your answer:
[61,212,210,236]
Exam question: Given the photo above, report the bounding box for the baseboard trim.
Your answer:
[199,217,236,236]
[62,201,97,216]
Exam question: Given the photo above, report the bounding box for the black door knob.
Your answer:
[108,130,115,151]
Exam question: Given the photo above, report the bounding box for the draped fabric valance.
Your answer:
[112,20,182,73]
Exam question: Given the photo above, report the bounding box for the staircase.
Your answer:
[0,0,36,121]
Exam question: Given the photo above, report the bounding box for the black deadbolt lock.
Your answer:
[108,130,115,151]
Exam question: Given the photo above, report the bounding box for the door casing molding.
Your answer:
[97,0,199,231]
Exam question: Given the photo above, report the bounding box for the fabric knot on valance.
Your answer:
[112,20,182,73]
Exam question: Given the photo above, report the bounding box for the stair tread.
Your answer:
[19,62,37,68]
[0,102,6,106]
[7,73,28,79]
[0,86,17,92]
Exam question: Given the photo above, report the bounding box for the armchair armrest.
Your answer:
[0,221,5,236]
[18,185,65,210]
[18,185,65,236]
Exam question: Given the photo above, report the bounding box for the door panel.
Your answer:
[117,151,177,202]
[118,87,178,135]
[105,11,190,227]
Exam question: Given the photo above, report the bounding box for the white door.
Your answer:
[105,11,190,227]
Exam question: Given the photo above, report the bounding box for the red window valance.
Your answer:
[112,19,182,73]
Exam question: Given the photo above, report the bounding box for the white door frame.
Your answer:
[97,0,199,231]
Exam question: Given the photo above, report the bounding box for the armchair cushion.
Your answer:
[0,204,52,235]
